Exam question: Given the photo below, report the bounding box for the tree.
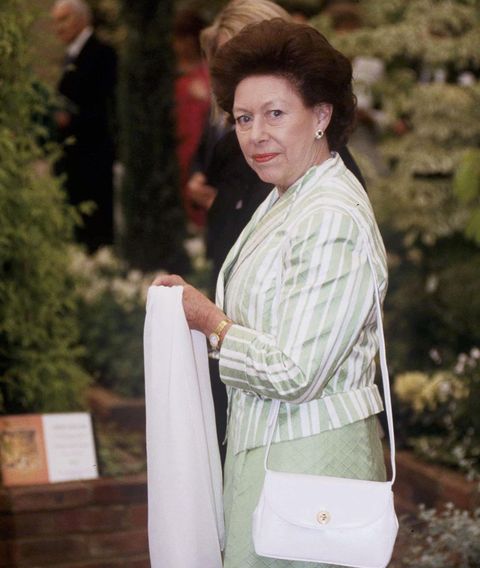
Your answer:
[0,0,90,414]
[312,0,480,370]
[118,0,190,273]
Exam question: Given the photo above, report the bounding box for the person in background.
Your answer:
[173,8,211,231]
[155,19,389,567]
[52,0,117,252]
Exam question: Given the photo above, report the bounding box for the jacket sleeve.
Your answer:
[219,208,376,403]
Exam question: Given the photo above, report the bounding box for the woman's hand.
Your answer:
[152,274,230,337]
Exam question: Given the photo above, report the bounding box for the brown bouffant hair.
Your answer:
[210,18,356,150]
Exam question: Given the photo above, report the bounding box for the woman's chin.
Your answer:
[253,169,278,187]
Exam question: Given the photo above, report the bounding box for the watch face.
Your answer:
[209,333,220,349]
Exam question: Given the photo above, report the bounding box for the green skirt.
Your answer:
[223,415,387,568]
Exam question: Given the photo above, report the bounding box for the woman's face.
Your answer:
[233,74,332,193]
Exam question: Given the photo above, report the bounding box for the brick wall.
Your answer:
[394,450,480,514]
[0,474,149,568]
[2,386,479,568]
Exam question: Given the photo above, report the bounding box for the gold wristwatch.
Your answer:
[208,319,231,351]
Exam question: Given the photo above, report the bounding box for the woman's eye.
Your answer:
[235,115,251,126]
[269,109,283,119]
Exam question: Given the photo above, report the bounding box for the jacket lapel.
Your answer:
[230,165,326,277]
[216,156,341,310]
[217,181,304,309]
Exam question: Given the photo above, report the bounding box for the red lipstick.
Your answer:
[252,153,278,163]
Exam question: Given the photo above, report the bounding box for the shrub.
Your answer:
[397,504,480,567]
[71,238,211,398]
[394,348,480,478]
[0,1,90,414]
[71,247,154,398]
[312,0,480,374]
[118,0,190,273]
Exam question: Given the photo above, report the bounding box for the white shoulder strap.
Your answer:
[263,204,396,484]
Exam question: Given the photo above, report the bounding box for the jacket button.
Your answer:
[316,511,331,524]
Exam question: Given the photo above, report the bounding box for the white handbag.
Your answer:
[252,206,399,568]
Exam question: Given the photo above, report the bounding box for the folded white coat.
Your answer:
[144,285,224,568]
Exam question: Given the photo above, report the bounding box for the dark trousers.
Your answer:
[56,144,114,252]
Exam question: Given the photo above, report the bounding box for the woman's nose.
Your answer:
[249,117,269,144]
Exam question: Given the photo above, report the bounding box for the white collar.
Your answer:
[66,26,93,59]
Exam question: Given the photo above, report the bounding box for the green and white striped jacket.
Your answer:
[217,153,388,455]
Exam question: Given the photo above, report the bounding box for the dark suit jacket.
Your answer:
[57,33,117,158]
[56,34,117,250]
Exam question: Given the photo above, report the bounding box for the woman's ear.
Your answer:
[314,103,333,131]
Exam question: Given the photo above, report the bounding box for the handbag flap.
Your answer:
[263,470,394,530]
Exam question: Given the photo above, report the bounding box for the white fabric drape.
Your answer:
[144,285,224,568]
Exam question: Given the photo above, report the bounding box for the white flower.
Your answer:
[470,347,480,360]
[94,246,122,270]
[184,237,205,259]
[127,270,143,284]
[425,274,439,293]
[429,348,442,364]
[69,246,94,276]
[82,279,108,303]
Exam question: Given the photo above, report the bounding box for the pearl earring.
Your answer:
[314,129,324,140]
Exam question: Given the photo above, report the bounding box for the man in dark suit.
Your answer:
[52,0,117,251]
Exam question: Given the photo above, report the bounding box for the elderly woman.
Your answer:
[155,18,388,568]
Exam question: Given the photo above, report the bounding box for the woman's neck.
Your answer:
[277,147,332,195]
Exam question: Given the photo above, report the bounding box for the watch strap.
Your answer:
[208,318,231,350]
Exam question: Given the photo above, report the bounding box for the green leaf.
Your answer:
[453,149,480,203]
[465,208,480,245]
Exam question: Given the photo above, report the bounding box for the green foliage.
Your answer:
[397,505,480,567]
[394,348,480,478]
[315,0,480,69]
[454,148,480,244]
[277,0,322,18]
[0,0,90,414]
[313,1,480,477]
[95,421,146,477]
[90,0,230,38]
[381,234,480,372]
[429,244,480,349]
[118,0,190,273]
[313,0,480,374]
[363,79,480,249]
[88,0,124,47]
[71,247,152,398]
[71,237,209,398]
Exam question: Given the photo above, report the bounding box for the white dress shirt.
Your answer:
[66,25,93,59]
